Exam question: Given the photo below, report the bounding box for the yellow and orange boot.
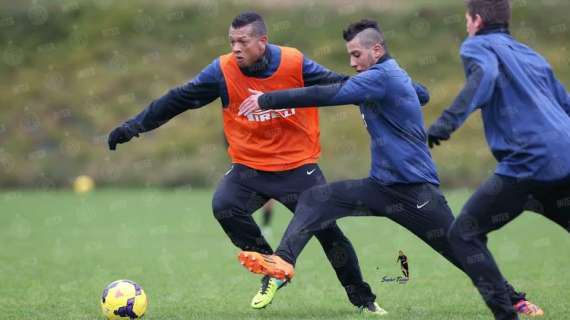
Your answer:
[238,251,295,281]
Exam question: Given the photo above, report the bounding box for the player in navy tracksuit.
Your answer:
[236,19,537,316]
[426,1,570,319]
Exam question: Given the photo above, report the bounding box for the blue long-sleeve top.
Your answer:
[258,55,440,186]
[429,25,570,181]
[122,44,430,135]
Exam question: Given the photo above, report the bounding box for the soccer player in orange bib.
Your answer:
[108,11,427,313]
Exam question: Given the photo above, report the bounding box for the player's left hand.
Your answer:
[238,89,264,116]
[426,125,449,149]
[108,124,139,150]
[427,133,443,148]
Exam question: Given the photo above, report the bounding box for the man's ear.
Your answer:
[258,34,268,45]
[475,14,485,29]
[373,43,384,59]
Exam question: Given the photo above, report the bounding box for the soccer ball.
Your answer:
[101,280,148,319]
[73,175,94,194]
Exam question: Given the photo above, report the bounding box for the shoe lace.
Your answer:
[359,302,376,312]
[260,276,272,295]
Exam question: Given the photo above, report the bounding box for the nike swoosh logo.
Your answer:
[417,201,430,209]
[262,256,276,264]
[225,165,234,176]
[306,169,316,175]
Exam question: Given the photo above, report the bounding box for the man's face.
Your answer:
[465,12,483,37]
[346,38,383,73]
[229,24,267,68]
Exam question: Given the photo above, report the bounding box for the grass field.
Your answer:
[1,189,568,319]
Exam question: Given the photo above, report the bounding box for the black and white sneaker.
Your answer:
[360,301,388,316]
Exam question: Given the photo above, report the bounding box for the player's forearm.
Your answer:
[125,83,218,133]
[561,92,570,117]
[259,83,345,109]
[566,92,570,116]
[302,57,349,86]
[304,69,349,86]
[553,78,570,117]
[430,67,484,139]
[412,81,430,106]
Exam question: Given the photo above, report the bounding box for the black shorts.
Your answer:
[212,163,326,215]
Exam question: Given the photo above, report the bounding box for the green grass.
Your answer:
[1,189,568,319]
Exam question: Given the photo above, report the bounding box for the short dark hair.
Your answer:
[231,11,267,37]
[343,19,385,48]
[465,0,511,25]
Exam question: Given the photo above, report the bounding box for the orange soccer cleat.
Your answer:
[238,251,295,281]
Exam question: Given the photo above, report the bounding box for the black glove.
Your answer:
[426,122,451,149]
[108,124,139,150]
[427,132,444,148]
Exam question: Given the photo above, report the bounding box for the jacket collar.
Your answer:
[476,23,510,36]
[375,53,393,65]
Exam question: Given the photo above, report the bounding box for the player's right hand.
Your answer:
[108,124,139,150]
[238,89,264,116]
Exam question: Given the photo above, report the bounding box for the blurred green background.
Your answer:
[1,0,569,189]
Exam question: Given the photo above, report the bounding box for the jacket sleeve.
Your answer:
[413,81,430,106]
[429,40,498,139]
[302,57,349,86]
[124,59,222,133]
[259,70,386,109]
[550,71,570,117]
[303,56,430,106]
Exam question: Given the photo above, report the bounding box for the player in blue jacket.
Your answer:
[236,19,539,317]
[426,1,569,319]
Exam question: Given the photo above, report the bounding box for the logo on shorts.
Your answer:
[306,169,316,175]
[246,108,296,122]
[416,200,430,209]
